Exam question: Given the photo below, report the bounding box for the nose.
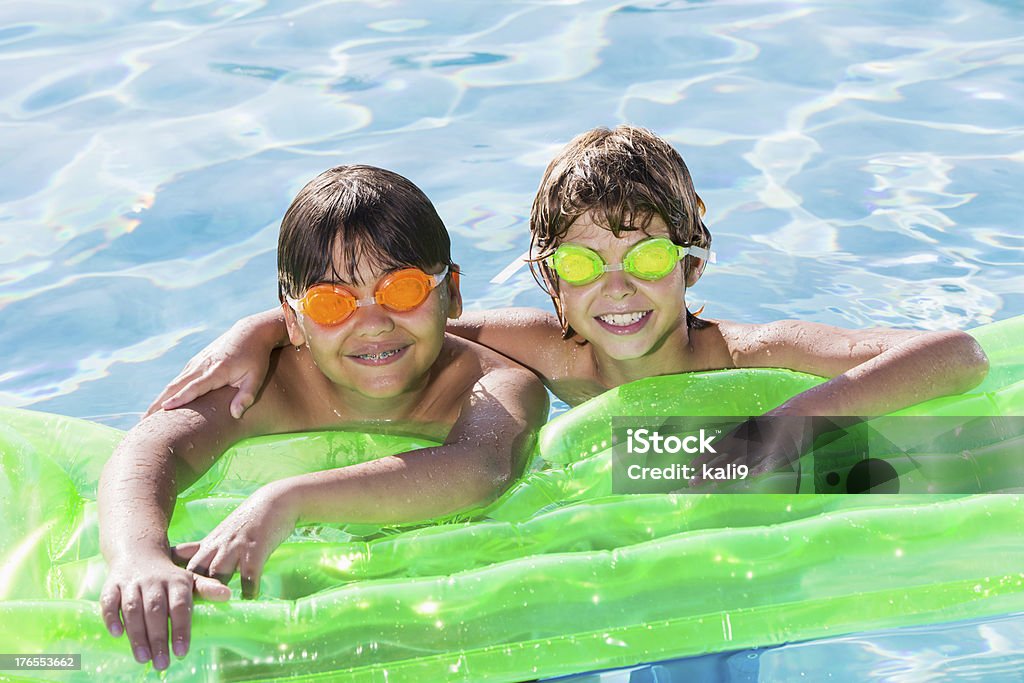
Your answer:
[600,269,636,300]
[351,302,396,336]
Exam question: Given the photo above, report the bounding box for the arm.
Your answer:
[730,321,989,416]
[99,388,261,669]
[689,323,989,487]
[447,307,563,356]
[151,306,564,416]
[175,365,548,599]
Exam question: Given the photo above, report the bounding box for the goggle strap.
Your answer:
[684,245,716,263]
[489,249,532,284]
[431,264,450,286]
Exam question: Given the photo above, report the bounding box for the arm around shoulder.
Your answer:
[447,308,566,377]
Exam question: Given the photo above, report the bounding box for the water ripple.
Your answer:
[1,0,1022,424]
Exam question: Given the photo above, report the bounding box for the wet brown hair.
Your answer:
[278,165,453,300]
[528,125,712,338]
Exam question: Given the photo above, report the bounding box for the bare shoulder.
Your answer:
[127,385,259,484]
[440,333,549,430]
[237,346,338,433]
[435,333,549,422]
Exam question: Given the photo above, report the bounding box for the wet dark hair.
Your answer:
[278,165,453,300]
[528,125,712,339]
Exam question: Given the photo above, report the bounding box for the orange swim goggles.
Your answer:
[286,265,449,326]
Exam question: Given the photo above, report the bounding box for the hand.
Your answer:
[688,416,813,491]
[99,552,231,670]
[144,318,274,419]
[172,485,299,599]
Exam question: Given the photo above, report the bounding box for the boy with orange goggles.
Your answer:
[99,165,547,672]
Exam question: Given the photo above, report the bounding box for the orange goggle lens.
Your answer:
[299,284,359,326]
[289,267,448,326]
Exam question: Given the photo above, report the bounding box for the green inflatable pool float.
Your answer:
[1,316,1022,681]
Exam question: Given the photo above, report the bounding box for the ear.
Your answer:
[281,301,307,347]
[446,269,463,320]
[685,256,706,288]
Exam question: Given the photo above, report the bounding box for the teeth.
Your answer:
[598,311,648,327]
[357,348,402,361]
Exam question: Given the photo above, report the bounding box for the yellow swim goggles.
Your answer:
[548,237,713,286]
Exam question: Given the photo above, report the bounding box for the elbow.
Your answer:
[479,454,516,502]
[937,330,989,394]
[962,336,989,393]
[475,440,530,505]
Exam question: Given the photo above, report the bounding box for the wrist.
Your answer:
[106,545,171,566]
[257,480,303,523]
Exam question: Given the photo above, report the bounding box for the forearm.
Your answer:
[98,436,180,563]
[279,444,511,526]
[100,391,247,563]
[774,331,989,416]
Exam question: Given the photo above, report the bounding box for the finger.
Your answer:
[207,549,240,587]
[186,546,216,578]
[167,580,193,658]
[239,552,265,600]
[145,373,194,417]
[121,584,151,664]
[141,585,171,671]
[193,574,232,602]
[162,372,217,410]
[229,382,257,419]
[170,542,202,567]
[99,583,124,637]
[143,398,162,419]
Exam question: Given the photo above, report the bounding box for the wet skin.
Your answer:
[100,253,548,671]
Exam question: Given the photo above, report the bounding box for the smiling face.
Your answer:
[276,164,460,402]
[556,212,690,361]
[283,247,461,401]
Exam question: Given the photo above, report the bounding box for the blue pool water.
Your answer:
[1,0,1021,427]
[545,611,1024,682]
[1,1,1022,679]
